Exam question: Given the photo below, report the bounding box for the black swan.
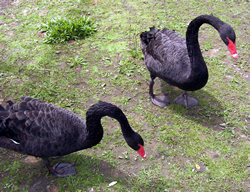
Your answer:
[0,96,146,177]
[140,14,238,107]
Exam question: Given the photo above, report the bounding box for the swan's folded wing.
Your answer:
[161,28,186,44]
[145,30,191,83]
[4,97,85,143]
[146,30,187,65]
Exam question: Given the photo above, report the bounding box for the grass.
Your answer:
[0,0,249,191]
[40,16,97,43]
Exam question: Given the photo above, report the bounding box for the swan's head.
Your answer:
[125,132,146,159]
[220,23,238,59]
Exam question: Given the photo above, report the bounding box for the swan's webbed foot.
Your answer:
[151,94,171,107]
[51,162,76,177]
[149,75,170,107]
[44,159,76,177]
[173,92,199,108]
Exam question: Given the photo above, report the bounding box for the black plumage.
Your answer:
[140,15,238,107]
[0,96,146,177]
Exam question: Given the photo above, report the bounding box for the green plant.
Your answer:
[40,16,97,43]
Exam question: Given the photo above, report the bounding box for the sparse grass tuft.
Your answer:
[40,16,97,43]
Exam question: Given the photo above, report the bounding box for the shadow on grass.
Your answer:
[0,150,161,192]
[160,82,226,131]
[27,153,131,191]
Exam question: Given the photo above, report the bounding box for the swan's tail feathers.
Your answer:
[0,104,9,118]
[140,27,156,47]
[0,104,10,135]
[0,104,5,111]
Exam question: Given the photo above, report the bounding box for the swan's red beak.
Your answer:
[227,37,238,59]
[137,144,146,159]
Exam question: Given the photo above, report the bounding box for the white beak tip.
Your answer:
[232,54,238,59]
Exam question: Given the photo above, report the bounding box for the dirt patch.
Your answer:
[28,176,49,192]
[205,149,220,159]
[0,0,14,8]
[23,156,42,164]
[93,159,129,179]
[28,176,59,192]
[203,48,221,57]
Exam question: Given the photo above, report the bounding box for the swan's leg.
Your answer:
[149,75,170,107]
[173,91,199,107]
[43,158,76,177]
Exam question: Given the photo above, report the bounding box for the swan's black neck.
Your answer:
[185,15,224,89]
[186,15,224,58]
[84,101,134,148]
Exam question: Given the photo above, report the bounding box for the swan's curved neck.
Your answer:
[186,15,223,68]
[84,102,134,148]
[184,15,224,89]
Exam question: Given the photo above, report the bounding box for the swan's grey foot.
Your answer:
[44,158,77,177]
[174,92,199,107]
[50,162,76,177]
[149,76,170,107]
[151,94,171,107]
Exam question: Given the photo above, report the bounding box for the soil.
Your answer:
[0,0,15,9]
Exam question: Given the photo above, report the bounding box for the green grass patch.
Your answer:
[40,16,97,43]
